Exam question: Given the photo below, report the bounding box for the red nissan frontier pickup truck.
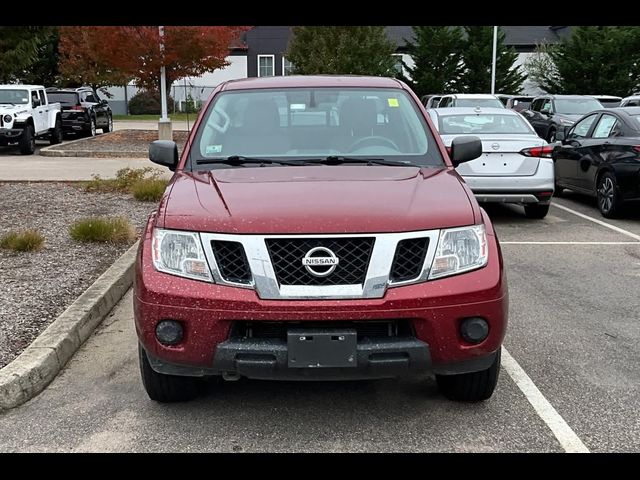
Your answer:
[135,75,508,403]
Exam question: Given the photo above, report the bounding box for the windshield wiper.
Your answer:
[195,155,302,166]
[308,156,421,167]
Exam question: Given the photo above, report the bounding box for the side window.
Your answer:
[440,97,450,107]
[531,99,542,111]
[85,92,98,103]
[540,99,551,113]
[592,114,619,139]
[31,91,40,107]
[38,90,46,105]
[569,114,598,138]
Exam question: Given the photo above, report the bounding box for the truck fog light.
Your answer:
[155,320,184,345]
[460,317,489,344]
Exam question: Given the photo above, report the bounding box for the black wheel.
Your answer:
[596,171,620,218]
[547,128,556,143]
[524,203,550,219]
[19,124,36,155]
[138,344,203,403]
[49,117,63,145]
[436,349,501,402]
[102,114,113,133]
[85,116,96,137]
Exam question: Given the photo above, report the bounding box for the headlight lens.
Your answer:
[559,118,574,126]
[152,228,213,282]
[429,224,488,279]
[3,115,11,123]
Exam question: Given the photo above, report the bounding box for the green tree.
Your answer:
[21,27,60,86]
[286,26,397,76]
[0,27,54,83]
[402,26,464,97]
[533,27,640,96]
[459,26,524,94]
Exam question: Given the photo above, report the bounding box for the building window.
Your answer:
[258,55,275,77]
[282,57,295,76]
[392,54,404,76]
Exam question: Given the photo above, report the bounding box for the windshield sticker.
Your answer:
[205,145,223,155]
[388,98,399,107]
[290,103,306,110]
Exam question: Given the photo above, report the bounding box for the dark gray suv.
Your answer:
[522,95,603,142]
[46,87,113,137]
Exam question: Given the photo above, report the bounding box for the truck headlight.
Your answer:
[152,228,213,282]
[558,118,574,126]
[429,224,488,279]
[3,115,11,124]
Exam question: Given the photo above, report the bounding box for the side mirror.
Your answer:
[32,98,41,108]
[450,136,482,167]
[149,140,178,171]
[100,99,108,105]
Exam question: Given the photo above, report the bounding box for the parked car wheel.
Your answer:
[49,117,63,145]
[85,116,96,137]
[524,203,550,219]
[102,114,113,133]
[436,349,501,402]
[138,344,203,403]
[19,125,36,155]
[596,172,620,218]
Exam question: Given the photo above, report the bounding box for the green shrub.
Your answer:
[0,229,45,252]
[128,90,175,115]
[69,217,136,244]
[131,178,168,202]
[84,167,161,194]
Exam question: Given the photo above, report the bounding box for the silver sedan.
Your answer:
[427,107,555,219]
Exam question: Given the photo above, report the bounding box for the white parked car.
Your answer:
[620,95,640,107]
[428,107,554,219]
[0,85,63,155]
[436,94,505,109]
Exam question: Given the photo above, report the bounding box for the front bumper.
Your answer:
[463,159,555,204]
[0,128,23,140]
[134,213,508,380]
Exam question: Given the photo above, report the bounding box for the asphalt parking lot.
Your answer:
[0,193,638,452]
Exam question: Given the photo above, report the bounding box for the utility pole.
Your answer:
[158,25,172,141]
[491,26,498,95]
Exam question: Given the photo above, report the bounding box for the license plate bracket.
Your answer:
[287,328,357,368]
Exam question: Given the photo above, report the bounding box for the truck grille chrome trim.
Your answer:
[199,230,440,300]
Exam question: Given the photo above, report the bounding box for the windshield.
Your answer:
[555,98,603,115]
[47,92,79,106]
[0,89,29,105]
[456,98,504,108]
[438,113,534,135]
[192,87,443,168]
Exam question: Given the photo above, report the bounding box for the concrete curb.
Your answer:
[0,241,139,411]
[40,149,146,158]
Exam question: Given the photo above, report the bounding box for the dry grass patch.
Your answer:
[0,229,45,252]
[69,217,136,244]
[82,167,162,194]
[131,178,168,202]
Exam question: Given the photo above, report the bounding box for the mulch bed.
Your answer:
[44,130,189,158]
[0,182,156,369]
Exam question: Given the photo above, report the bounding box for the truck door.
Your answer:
[32,90,48,134]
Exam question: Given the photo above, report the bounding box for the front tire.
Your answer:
[436,349,501,402]
[49,117,63,145]
[138,344,203,403]
[596,172,620,218]
[85,116,96,137]
[19,125,36,155]
[102,114,113,133]
[524,203,550,219]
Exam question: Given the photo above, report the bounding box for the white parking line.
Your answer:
[502,241,640,245]
[501,347,590,453]
[552,203,640,241]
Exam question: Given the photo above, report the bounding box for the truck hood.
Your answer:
[0,104,29,115]
[159,166,477,234]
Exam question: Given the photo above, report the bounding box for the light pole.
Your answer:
[490,26,498,95]
[158,25,172,140]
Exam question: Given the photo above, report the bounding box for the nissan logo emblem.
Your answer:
[301,247,339,277]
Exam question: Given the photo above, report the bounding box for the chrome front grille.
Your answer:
[265,237,375,286]
[200,231,440,300]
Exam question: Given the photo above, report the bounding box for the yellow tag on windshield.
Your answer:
[388,98,399,107]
